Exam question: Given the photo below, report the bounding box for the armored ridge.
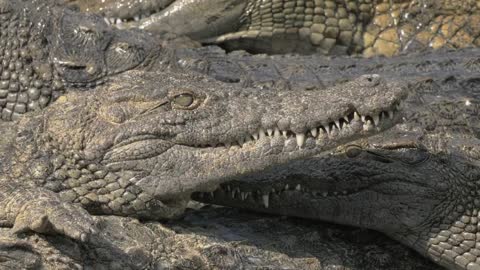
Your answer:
[0,69,405,241]
[194,57,480,270]
[71,0,480,55]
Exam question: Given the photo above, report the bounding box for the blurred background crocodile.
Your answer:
[68,0,480,56]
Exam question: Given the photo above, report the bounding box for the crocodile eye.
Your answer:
[346,145,363,158]
[173,93,195,109]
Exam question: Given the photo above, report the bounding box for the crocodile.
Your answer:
[173,45,480,91]
[0,69,405,242]
[0,0,159,121]
[68,0,480,56]
[194,68,480,269]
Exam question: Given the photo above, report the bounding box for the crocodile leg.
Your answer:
[0,182,96,241]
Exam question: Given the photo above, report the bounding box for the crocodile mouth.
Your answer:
[103,9,161,27]
[190,106,401,150]
[193,177,424,209]
[102,100,403,171]
[192,143,432,209]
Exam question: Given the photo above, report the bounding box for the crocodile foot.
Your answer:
[11,198,97,242]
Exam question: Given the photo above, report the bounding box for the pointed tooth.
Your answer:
[116,18,122,24]
[310,128,318,137]
[319,128,326,135]
[267,129,273,136]
[326,125,331,134]
[344,116,349,123]
[335,120,340,129]
[296,133,305,147]
[389,110,394,119]
[241,192,246,200]
[259,128,266,140]
[252,133,259,140]
[104,17,111,24]
[361,115,366,122]
[262,194,269,208]
[274,128,281,137]
[374,115,380,125]
[322,192,328,197]
[285,184,289,190]
[295,184,301,191]
[282,131,288,138]
[354,112,361,121]
[134,15,140,21]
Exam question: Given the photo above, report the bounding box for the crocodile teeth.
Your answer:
[282,131,288,138]
[361,115,366,122]
[259,129,266,140]
[389,110,394,119]
[296,133,305,147]
[262,194,269,208]
[241,192,247,200]
[374,115,380,125]
[296,184,301,191]
[274,128,281,137]
[134,15,140,21]
[335,120,340,129]
[252,133,259,140]
[322,192,328,197]
[267,129,273,136]
[310,128,318,137]
[354,112,361,121]
[285,184,289,190]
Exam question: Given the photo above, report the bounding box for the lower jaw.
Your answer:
[192,185,363,219]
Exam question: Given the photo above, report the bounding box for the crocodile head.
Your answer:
[194,84,480,269]
[0,0,159,121]
[66,0,247,40]
[7,70,405,220]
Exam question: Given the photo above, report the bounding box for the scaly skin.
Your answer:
[68,0,480,55]
[173,46,480,91]
[0,69,404,241]
[195,66,480,269]
[0,0,159,121]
